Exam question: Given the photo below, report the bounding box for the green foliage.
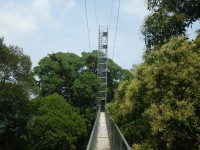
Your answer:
[142,0,200,50]
[71,71,100,108]
[108,34,200,149]
[0,37,33,149]
[28,93,87,150]
[0,83,30,149]
[0,37,130,149]
[81,50,98,72]
[34,50,131,103]
[0,37,33,88]
[34,52,83,97]
[33,50,131,149]
[81,50,132,102]
[107,59,132,102]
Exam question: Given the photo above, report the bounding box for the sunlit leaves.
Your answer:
[108,34,200,149]
[0,38,32,85]
[0,38,33,149]
[143,0,200,50]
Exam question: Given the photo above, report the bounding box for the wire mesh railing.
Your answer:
[105,109,132,150]
[86,108,101,150]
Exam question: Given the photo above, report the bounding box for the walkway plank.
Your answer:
[96,112,111,150]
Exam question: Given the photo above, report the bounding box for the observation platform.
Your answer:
[96,112,111,150]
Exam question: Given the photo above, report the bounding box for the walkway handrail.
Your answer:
[86,108,101,150]
[105,109,132,150]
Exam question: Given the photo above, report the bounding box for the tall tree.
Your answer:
[107,59,132,102]
[28,93,87,150]
[71,71,100,108]
[142,0,200,51]
[34,52,100,149]
[108,33,200,149]
[34,52,83,98]
[81,50,132,102]
[0,83,30,149]
[0,38,32,86]
[0,37,33,149]
[35,51,131,103]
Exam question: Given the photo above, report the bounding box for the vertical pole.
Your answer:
[97,25,108,112]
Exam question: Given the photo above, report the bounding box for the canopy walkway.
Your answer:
[86,108,131,150]
[86,25,131,150]
[96,112,111,150]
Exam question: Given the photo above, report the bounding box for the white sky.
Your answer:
[0,0,198,69]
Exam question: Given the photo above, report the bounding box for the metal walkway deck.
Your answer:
[96,112,111,150]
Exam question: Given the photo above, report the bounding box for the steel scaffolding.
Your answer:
[97,25,108,111]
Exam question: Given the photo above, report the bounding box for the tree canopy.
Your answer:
[34,52,84,97]
[32,50,131,149]
[71,71,100,108]
[0,37,33,149]
[0,38,33,86]
[28,93,87,150]
[108,32,200,149]
[34,50,131,104]
[81,50,132,102]
[142,0,200,51]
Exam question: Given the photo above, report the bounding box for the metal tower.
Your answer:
[97,25,108,111]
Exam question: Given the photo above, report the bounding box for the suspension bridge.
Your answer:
[84,0,130,148]
[85,26,131,150]
[86,108,132,150]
